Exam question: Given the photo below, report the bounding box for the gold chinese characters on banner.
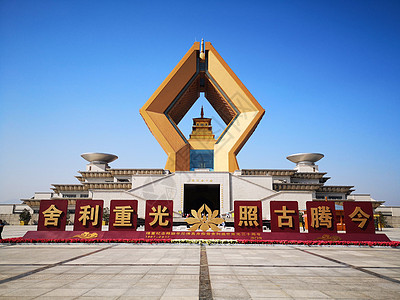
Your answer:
[42,204,63,226]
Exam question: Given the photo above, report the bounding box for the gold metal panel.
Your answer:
[141,42,264,172]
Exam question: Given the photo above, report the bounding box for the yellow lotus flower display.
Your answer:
[186,204,225,232]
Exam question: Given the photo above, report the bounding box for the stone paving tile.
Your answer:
[33,297,76,300]
[118,297,160,300]
[122,286,166,296]
[209,274,240,283]
[36,265,76,274]
[94,279,137,289]
[322,290,368,299]
[171,274,198,280]
[147,266,177,274]
[132,280,170,289]
[0,281,41,290]
[0,246,106,264]
[60,280,102,289]
[0,296,37,300]
[79,274,116,280]
[74,297,119,300]
[284,289,331,298]
[41,288,91,297]
[212,281,244,290]
[91,266,127,273]
[117,266,151,274]
[68,246,199,266]
[56,266,100,274]
[175,265,199,274]
[364,267,400,277]
[139,274,173,281]
[112,274,143,280]
[359,289,400,299]
[207,246,338,267]
[82,287,129,297]
[305,248,400,268]
[26,279,70,289]
[0,287,50,297]
[246,289,292,298]
[240,280,281,290]
[0,266,42,275]
[167,279,198,289]
[208,265,233,275]
[212,285,251,298]
[161,297,197,300]
[48,273,88,280]
[162,287,198,297]
[231,266,265,276]
[1,241,400,300]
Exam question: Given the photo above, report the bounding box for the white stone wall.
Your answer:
[239,176,273,188]
[230,175,275,203]
[0,204,15,214]
[376,206,400,217]
[34,192,53,199]
[347,194,373,201]
[131,175,166,189]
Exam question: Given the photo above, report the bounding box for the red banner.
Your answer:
[234,201,262,232]
[270,201,299,233]
[306,201,337,233]
[344,201,375,234]
[38,200,68,231]
[73,199,103,231]
[145,200,173,232]
[109,200,138,231]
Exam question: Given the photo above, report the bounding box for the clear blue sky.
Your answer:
[1,0,399,205]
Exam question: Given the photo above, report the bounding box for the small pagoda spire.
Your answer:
[200,106,204,118]
[199,38,205,60]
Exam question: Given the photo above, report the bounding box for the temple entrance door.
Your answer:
[183,184,220,214]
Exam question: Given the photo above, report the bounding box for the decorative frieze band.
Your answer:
[273,183,323,191]
[241,169,297,176]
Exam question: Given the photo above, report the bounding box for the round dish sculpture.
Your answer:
[81,153,118,164]
[286,153,324,164]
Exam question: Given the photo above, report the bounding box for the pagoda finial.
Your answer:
[199,38,205,60]
[200,106,204,118]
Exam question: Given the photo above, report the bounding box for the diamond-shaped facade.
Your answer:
[140,42,265,172]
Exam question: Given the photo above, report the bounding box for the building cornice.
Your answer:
[79,171,113,178]
[109,169,165,175]
[21,199,41,207]
[75,176,85,182]
[317,186,354,194]
[273,183,323,191]
[242,169,297,176]
[52,184,87,193]
[83,182,132,190]
[292,172,327,179]
[320,177,330,183]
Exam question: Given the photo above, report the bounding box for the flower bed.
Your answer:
[1,237,399,247]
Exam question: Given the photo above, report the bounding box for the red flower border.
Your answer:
[1,238,399,247]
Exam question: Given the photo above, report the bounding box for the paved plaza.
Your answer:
[0,227,399,299]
